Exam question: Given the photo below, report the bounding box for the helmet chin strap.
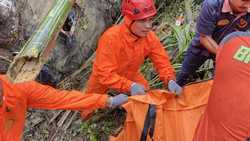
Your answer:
[128,20,141,39]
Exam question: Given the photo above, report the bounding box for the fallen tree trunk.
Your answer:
[7,0,75,83]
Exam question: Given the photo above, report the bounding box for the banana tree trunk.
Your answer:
[7,0,75,83]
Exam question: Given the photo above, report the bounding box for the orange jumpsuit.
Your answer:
[86,17,175,94]
[0,75,108,141]
[193,32,250,141]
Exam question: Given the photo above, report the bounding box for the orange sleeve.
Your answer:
[148,32,175,84]
[93,34,133,92]
[18,81,108,111]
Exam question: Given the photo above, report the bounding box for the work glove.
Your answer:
[130,82,146,96]
[168,80,183,95]
[107,94,128,108]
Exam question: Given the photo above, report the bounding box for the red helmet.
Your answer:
[121,0,157,20]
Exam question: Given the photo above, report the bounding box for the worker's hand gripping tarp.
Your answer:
[108,94,128,108]
[130,82,146,96]
[167,80,183,95]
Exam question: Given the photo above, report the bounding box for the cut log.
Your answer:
[7,0,75,83]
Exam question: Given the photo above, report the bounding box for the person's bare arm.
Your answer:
[200,34,219,54]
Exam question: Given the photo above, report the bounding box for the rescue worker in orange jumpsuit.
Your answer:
[0,74,128,141]
[86,0,182,96]
[193,31,250,141]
